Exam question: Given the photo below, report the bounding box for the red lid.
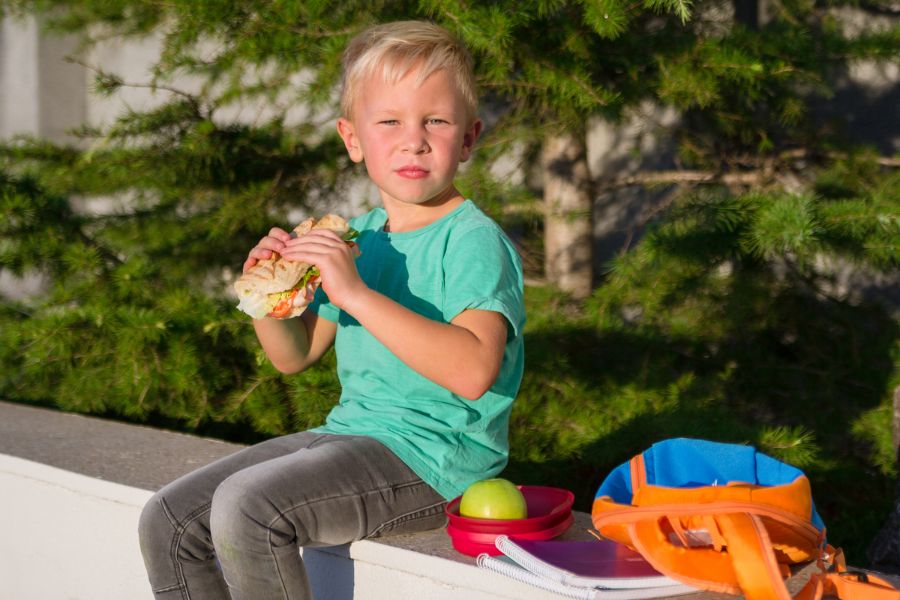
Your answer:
[445,485,574,533]
[446,512,575,556]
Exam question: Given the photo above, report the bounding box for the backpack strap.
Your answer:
[603,506,900,600]
[715,512,792,600]
[797,570,900,600]
[620,507,796,599]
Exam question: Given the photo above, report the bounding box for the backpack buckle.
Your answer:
[839,570,869,583]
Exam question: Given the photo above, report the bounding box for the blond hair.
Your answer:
[340,21,477,122]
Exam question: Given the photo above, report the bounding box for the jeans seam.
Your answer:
[159,497,213,600]
[266,478,442,544]
[367,499,447,537]
[266,478,425,528]
[304,433,338,449]
[269,540,291,600]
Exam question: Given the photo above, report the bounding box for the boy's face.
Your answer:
[336,66,481,210]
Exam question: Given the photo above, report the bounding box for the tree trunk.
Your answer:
[541,132,593,299]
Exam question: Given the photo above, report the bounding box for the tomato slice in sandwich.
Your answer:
[268,288,299,319]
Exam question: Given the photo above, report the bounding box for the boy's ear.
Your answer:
[459,118,483,163]
[337,118,364,163]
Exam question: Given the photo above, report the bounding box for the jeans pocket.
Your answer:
[367,500,448,538]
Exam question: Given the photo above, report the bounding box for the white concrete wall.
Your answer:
[0,15,41,138]
[0,452,577,600]
[0,19,326,140]
[84,33,167,130]
[0,454,154,600]
[0,15,86,142]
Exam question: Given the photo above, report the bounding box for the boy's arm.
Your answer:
[345,293,507,400]
[243,226,337,374]
[280,229,508,399]
[252,311,336,374]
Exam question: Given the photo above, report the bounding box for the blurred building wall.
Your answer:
[1,15,87,141]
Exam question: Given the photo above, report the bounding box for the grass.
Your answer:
[501,281,898,565]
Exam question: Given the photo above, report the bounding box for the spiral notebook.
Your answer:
[476,535,697,599]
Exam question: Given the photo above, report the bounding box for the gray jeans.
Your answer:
[138,432,447,600]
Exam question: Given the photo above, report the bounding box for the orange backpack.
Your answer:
[591,439,900,600]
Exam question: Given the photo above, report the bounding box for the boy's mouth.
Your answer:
[396,165,429,179]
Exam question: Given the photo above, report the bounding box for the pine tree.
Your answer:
[0,0,897,475]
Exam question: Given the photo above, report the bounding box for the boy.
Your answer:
[138,20,524,600]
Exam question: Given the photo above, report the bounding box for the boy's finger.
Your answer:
[257,237,285,252]
[292,229,342,243]
[286,233,346,252]
[268,227,291,241]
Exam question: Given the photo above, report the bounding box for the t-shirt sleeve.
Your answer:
[442,226,525,338]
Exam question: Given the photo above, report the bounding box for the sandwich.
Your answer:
[234,214,359,319]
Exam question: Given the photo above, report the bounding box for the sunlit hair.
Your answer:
[340,21,477,122]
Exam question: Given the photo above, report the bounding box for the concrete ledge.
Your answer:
[0,400,245,491]
[0,453,154,600]
[0,451,626,600]
[0,401,720,599]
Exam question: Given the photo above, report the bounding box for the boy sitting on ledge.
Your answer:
[138,20,525,600]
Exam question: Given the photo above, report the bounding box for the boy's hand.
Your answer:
[280,229,366,309]
[242,227,291,274]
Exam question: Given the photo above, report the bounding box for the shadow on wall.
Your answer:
[812,64,900,156]
[587,106,681,274]
[592,184,679,273]
[305,547,355,600]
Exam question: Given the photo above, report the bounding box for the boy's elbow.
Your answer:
[457,385,489,401]
[272,363,300,375]
[269,356,307,375]
[455,369,500,401]
[454,387,479,401]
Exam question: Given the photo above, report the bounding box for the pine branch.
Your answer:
[598,151,900,191]
[66,57,208,118]
[291,27,357,39]
[232,377,268,408]
[603,170,764,189]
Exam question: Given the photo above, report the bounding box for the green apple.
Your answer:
[459,478,528,520]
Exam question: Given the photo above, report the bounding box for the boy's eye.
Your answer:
[379,119,399,125]
[427,118,448,125]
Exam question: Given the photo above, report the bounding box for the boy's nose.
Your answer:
[401,128,429,154]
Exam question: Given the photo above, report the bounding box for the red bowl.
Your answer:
[447,512,574,556]
[445,485,574,533]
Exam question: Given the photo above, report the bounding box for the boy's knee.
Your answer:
[139,490,215,564]
[138,493,175,557]
[210,472,300,551]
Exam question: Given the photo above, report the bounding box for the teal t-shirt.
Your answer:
[309,200,525,500]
